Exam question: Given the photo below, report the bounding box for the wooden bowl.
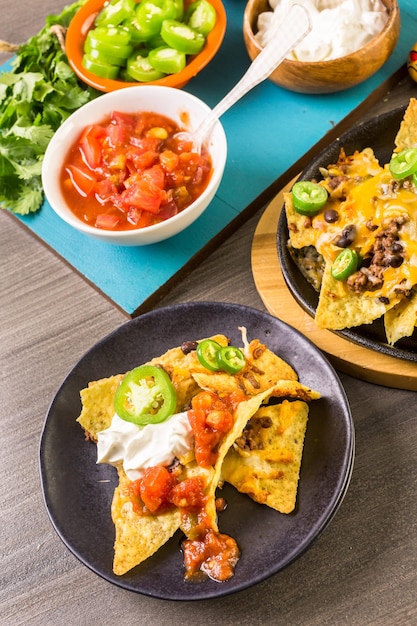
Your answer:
[243,0,400,94]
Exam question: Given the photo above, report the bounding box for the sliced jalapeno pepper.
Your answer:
[160,19,206,54]
[185,0,216,36]
[114,364,177,426]
[331,249,360,281]
[95,0,136,27]
[82,55,120,79]
[389,148,417,180]
[196,339,222,371]
[216,346,246,374]
[291,181,328,216]
[84,40,128,67]
[126,53,167,81]
[88,25,133,48]
[135,0,177,40]
[148,46,186,73]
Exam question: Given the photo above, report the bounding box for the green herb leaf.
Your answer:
[0,0,100,215]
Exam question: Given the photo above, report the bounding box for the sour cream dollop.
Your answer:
[97,411,194,481]
[255,0,389,62]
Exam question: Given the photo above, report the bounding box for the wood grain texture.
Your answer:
[252,184,417,390]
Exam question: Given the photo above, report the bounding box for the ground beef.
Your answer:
[346,216,408,295]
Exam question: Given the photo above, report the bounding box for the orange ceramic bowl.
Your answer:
[66,0,227,92]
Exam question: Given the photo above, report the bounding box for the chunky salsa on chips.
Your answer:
[284,98,417,346]
[77,330,320,583]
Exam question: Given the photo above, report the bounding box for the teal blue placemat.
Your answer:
[8,0,417,315]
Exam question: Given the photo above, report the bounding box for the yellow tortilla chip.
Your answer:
[112,466,182,576]
[192,341,298,397]
[384,290,417,345]
[315,262,389,330]
[222,400,309,514]
[77,375,124,440]
[285,99,417,344]
[394,98,417,152]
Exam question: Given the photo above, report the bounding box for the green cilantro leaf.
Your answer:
[0,0,100,214]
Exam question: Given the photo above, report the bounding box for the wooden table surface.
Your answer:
[2,2,417,624]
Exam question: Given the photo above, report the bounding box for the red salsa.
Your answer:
[124,389,246,582]
[188,390,247,467]
[60,110,213,231]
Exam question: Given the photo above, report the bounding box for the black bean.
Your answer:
[388,254,404,268]
[335,224,357,248]
[324,208,339,223]
[181,340,198,354]
[390,242,403,253]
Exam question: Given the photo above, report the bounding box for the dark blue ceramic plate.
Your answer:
[277,104,417,362]
[39,302,354,600]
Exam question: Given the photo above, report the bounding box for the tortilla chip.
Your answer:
[315,263,389,330]
[77,375,124,439]
[394,98,417,151]
[222,400,309,514]
[384,290,417,345]
[285,99,417,344]
[112,466,182,576]
[192,341,298,397]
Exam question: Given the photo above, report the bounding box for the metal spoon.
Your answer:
[175,3,312,153]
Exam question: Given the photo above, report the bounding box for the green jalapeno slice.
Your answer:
[185,0,217,36]
[160,20,206,54]
[114,365,177,426]
[389,148,417,180]
[331,249,360,281]
[95,0,136,27]
[148,46,186,73]
[196,339,222,371]
[291,180,328,216]
[126,54,167,81]
[88,25,133,48]
[82,55,120,79]
[216,346,246,374]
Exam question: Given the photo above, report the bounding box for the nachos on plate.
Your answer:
[284,98,417,346]
[77,329,320,582]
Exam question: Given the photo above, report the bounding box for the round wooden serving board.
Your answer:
[251,181,417,391]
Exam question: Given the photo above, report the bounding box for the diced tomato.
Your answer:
[157,201,178,221]
[142,165,165,188]
[188,391,235,468]
[139,466,177,513]
[79,125,107,170]
[160,150,180,173]
[95,179,118,202]
[106,121,128,147]
[129,136,160,152]
[121,173,165,213]
[127,208,155,228]
[127,149,158,171]
[65,164,96,196]
[95,213,120,229]
[169,477,207,509]
[111,111,137,129]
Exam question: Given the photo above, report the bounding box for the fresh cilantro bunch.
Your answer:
[0,0,99,215]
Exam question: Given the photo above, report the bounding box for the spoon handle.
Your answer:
[197,3,312,141]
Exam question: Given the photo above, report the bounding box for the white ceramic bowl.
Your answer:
[42,85,227,245]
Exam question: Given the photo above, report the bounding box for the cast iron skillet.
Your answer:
[277,104,417,362]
